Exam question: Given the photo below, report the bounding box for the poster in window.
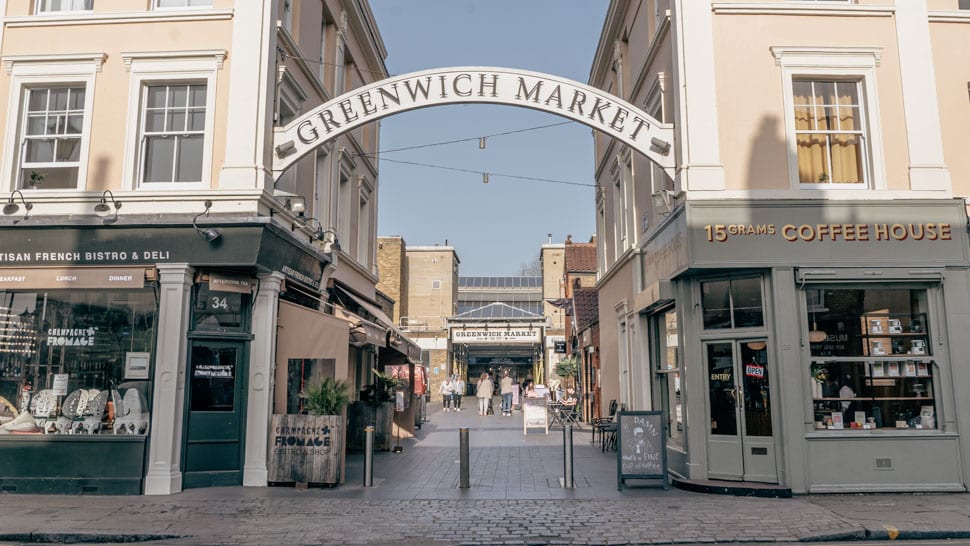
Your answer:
[125,352,151,379]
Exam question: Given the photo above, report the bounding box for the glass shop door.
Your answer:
[706,339,777,483]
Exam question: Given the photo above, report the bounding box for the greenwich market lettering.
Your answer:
[703,223,952,243]
[275,67,674,176]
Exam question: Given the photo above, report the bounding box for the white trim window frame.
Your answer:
[153,0,213,9]
[122,55,219,190]
[1,56,102,192]
[772,46,886,192]
[35,0,93,14]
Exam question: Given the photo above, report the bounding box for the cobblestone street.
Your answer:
[2,407,970,545]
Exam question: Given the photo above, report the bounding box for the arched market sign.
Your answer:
[272,66,674,177]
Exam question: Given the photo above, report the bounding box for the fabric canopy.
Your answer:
[336,287,422,362]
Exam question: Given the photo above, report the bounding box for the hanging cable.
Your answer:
[356,120,574,157]
[379,158,594,188]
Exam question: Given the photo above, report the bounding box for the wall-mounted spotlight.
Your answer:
[192,200,222,243]
[273,189,307,215]
[93,189,121,218]
[2,190,33,219]
[651,189,684,215]
[300,217,325,241]
[650,137,671,155]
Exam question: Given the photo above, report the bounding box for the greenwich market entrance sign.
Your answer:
[272,67,674,177]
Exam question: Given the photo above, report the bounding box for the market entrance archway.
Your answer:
[272,66,674,178]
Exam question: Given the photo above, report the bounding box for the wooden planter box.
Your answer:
[268,414,345,486]
[347,401,394,451]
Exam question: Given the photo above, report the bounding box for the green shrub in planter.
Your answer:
[300,377,350,416]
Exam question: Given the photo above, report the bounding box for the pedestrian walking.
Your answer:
[452,374,465,412]
[439,376,454,412]
[476,372,494,416]
[499,370,514,416]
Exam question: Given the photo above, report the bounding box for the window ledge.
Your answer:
[806,430,957,439]
[929,11,970,23]
[713,3,894,17]
[5,9,233,27]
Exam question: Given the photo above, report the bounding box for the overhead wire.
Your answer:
[378,158,595,188]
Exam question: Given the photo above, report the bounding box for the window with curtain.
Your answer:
[793,79,867,187]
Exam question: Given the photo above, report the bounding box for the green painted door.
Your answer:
[182,341,246,489]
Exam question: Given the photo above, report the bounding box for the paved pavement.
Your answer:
[2,403,970,545]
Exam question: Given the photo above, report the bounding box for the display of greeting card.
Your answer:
[872,363,885,377]
[831,413,844,430]
[887,363,900,377]
[904,362,917,377]
[917,362,929,377]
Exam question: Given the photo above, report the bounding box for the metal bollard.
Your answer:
[363,425,374,487]
[563,424,574,488]
[459,427,470,489]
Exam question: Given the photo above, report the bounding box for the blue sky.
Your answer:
[369,0,608,275]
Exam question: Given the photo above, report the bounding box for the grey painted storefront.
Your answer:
[637,199,970,493]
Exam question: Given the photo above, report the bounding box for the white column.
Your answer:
[219,1,277,190]
[144,263,193,495]
[243,272,284,486]
[671,0,725,191]
[894,1,951,192]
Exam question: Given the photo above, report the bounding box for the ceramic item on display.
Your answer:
[81,391,108,434]
[114,389,148,434]
[870,319,884,334]
[888,319,903,334]
[871,341,886,356]
[0,411,38,433]
[911,340,926,355]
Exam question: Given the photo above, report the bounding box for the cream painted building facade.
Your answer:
[592,0,970,493]
[0,0,416,495]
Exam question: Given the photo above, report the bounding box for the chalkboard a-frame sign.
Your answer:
[616,411,668,490]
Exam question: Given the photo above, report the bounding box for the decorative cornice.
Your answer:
[2,52,106,75]
[770,46,883,67]
[4,9,233,27]
[712,3,894,17]
[121,49,227,72]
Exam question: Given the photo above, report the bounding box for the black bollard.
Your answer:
[459,427,470,488]
[563,424,574,488]
[363,425,374,487]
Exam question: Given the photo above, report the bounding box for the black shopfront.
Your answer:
[0,221,326,494]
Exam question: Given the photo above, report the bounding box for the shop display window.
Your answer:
[701,277,764,330]
[807,287,936,431]
[0,289,156,435]
[654,308,682,446]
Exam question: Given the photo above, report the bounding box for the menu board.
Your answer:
[616,411,668,490]
[522,398,548,435]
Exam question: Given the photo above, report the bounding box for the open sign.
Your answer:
[745,364,765,378]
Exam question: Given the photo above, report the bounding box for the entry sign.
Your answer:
[617,411,668,491]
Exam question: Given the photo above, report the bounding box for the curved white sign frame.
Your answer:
[272,66,674,178]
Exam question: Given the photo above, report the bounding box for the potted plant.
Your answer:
[348,369,403,451]
[555,356,579,388]
[300,377,350,416]
[268,377,349,486]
